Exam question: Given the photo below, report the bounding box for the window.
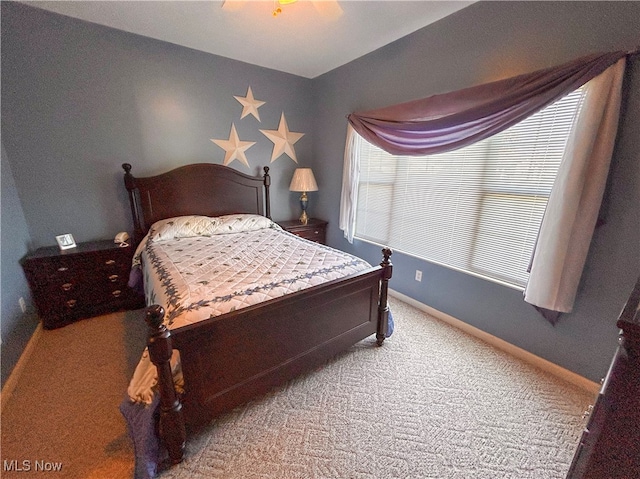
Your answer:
[353,88,586,289]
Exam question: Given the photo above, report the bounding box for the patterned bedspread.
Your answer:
[138,216,371,331]
[126,214,372,404]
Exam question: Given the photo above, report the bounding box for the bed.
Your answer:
[120,162,393,473]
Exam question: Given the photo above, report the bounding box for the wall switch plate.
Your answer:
[415,270,422,282]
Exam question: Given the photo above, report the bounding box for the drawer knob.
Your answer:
[109,274,119,282]
[66,299,77,308]
[105,259,116,265]
[57,266,69,272]
[112,290,122,298]
[61,283,73,291]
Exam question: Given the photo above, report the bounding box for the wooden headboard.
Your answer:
[122,163,271,245]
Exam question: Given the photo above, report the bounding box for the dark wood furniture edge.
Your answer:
[145,305,186,464]
[277,218,328,244]
[277,218,328,229]
[617,274,640,336]
[565,274,640,478]
[377,247,393,345]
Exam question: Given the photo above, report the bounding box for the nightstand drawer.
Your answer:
[294,228,325,243]
[277,219,328,245]
[33,256,87,282]
[22,239,144,329]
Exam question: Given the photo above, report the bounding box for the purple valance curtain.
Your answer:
[347,50,628,156]
[342,50,632,324]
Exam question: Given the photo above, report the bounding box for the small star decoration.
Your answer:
[234,86,266,121]
[211,123,255,168]
[259,112,305,163]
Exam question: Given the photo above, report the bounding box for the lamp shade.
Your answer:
[289,168,318,192]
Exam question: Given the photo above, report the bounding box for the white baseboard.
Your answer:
[389,289,601,396]
[1,323,43,413]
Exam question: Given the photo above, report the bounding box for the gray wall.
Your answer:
[312,1,640,382]
[1,2,314,385]
[1,143,39,385]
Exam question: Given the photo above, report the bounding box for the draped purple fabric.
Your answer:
[347,51,628,156]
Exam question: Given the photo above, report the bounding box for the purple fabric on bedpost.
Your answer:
[386,309,394,337]
[347,50,628,156]
[128,267,144,297]
[119,395,164,479]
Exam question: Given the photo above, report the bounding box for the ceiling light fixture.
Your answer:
[222,0,342,20]
[273,0,297,17]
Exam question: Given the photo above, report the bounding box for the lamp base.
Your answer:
[299,192,309,225]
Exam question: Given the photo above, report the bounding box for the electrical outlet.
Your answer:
[19,297,27,313]
[415,270,422,282]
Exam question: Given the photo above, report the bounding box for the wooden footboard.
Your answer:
[145,248,392,464]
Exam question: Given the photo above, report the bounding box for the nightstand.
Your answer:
[21,239,145,329]
[278,218,328,245]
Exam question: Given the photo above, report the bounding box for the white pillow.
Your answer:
[211,214,279,234]
[148,215,216,242]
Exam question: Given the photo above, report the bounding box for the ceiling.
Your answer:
[22,1,474,79]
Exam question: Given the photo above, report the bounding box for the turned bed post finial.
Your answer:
[145,306,186,465]
[122,163,134,189]
[377,247,393,346]
[263,166,271,219]
[122,163,145,246]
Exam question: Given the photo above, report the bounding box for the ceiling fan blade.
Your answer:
[311,0,343,19]
[221,0,247,12]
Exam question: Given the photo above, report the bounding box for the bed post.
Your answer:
[122,163,145,245]
[263,166,271,219]
[377,247,393,346]
[145,305,186,465]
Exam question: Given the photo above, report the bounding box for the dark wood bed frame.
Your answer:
[122,163,392,465]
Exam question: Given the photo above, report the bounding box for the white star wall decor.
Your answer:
[234,86,266,121]
[259,112,305,163]
[211,123,256,168]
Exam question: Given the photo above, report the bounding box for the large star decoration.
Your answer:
[211,123,255,168]
[234,86,266,121]
[259,112,305,163]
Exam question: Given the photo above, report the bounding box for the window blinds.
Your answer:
[354,88,586,288]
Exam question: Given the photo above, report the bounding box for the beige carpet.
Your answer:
[1,309,146,478]
[1,299,594,478]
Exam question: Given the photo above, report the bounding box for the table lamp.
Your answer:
[289,168,318,225]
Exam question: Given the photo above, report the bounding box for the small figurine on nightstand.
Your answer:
[114,231,130,247]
